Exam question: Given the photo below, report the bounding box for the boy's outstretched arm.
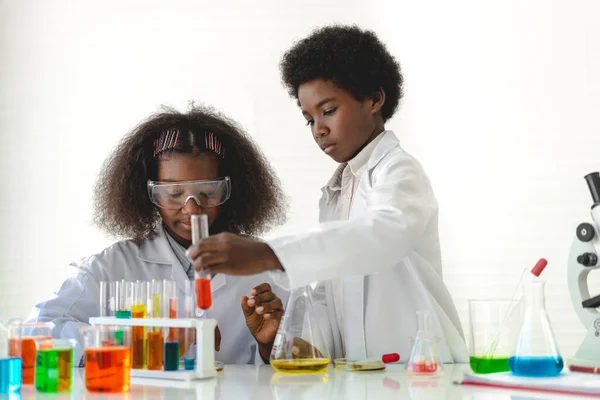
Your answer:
[187,155,434,288]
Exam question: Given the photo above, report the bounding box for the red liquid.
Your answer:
[196,278,212,310]
[168,298,178,342]
[412,361,438,373]
[85,347,131,393]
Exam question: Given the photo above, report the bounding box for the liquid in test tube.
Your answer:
[191,214,212,310]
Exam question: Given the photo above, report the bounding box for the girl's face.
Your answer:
[157,153,221,247]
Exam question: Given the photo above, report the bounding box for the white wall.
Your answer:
[1,0,599,358]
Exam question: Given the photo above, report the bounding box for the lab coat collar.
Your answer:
[320,130,399,201]
[137,225,227,296]
[136,225,172,265]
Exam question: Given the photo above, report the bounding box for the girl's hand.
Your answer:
[241,283,283,361]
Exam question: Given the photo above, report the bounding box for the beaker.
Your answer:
[468,299,521,373]
[1,319,22,393]
[34,338,76,393]
[404,310,443,378]
[82,325,131,393]
[9,321,53,385]
[270,285,330,374]
[509,279,563,377]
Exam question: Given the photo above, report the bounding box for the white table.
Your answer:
[17,364,596,400]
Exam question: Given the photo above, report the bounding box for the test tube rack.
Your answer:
[89,317,217,381]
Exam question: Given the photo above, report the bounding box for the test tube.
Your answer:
[183,280,195,370]
[116,280,133,318]
[147,279,163,370]
[115,281,133,346]
[131,281,148,369]
[82,325,131,393]
[162,280,179,371]
[192,214,212,310]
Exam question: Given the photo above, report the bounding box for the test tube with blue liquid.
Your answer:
[0,320,22,393]
[184,279,196,370]
[163,280,179,371]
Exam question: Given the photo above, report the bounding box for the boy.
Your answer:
[187,25,468,362]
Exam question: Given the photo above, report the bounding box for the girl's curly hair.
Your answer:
[94,105,287,242]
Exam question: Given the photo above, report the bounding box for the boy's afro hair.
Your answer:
[280,25,403,122]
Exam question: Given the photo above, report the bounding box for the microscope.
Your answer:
[567,172,600,373]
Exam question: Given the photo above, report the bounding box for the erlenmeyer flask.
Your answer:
[405,310,444,377]
[509,279,563,377]
[270,285,330,374]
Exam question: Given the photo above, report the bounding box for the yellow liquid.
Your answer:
[270,359,330,374]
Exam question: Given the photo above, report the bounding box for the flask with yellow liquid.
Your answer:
[270,285,330,374]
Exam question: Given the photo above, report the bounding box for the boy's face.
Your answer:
[298,78,380,163]
[157,153,221,248]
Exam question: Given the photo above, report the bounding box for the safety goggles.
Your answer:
[147,177,231,210]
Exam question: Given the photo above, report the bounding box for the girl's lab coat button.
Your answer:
[196,309,205,317]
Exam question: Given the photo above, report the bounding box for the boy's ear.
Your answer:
[370,88,386,115]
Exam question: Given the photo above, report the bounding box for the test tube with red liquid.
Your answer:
[191,214,212,310]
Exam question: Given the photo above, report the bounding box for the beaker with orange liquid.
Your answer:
[8,322,53,385]
[82,325,131,393]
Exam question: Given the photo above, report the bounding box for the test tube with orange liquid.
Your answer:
[82,325,131,393]
[191,214,212,310]
[8,322,53,385]
[131,281,148,369]
[146,279,163,370]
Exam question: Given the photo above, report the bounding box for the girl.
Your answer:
[187,25,469,363]
[27,105,287,364]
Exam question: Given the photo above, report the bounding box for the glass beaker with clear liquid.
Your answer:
[270,285,330,374]
[509,279,563,377]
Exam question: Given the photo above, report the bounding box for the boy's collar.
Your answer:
[322,130,399,194]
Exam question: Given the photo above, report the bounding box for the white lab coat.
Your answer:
[268,131,469,363]
[27,225,287,365]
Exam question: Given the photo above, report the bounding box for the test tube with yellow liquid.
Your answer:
[131,281,148,369]
[269,285,330,374]
[146,279,163,370]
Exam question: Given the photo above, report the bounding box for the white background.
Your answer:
[1,0,599,357]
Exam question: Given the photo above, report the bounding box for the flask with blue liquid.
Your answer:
[509,279,563,377]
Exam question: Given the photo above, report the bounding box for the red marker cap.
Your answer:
[382,353,400,363]
[531,258,548,277]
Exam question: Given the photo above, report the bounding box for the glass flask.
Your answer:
[405,310,444,377]
[509,279,563,377]
[270,285,330,374]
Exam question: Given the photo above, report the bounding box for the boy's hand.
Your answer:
[241,283,284,362]
[186,233,284,276]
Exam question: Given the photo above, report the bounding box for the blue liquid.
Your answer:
[509,356,564,377]
[0,358,22,393]
[163,342,179,371]
[184,358,195,370]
